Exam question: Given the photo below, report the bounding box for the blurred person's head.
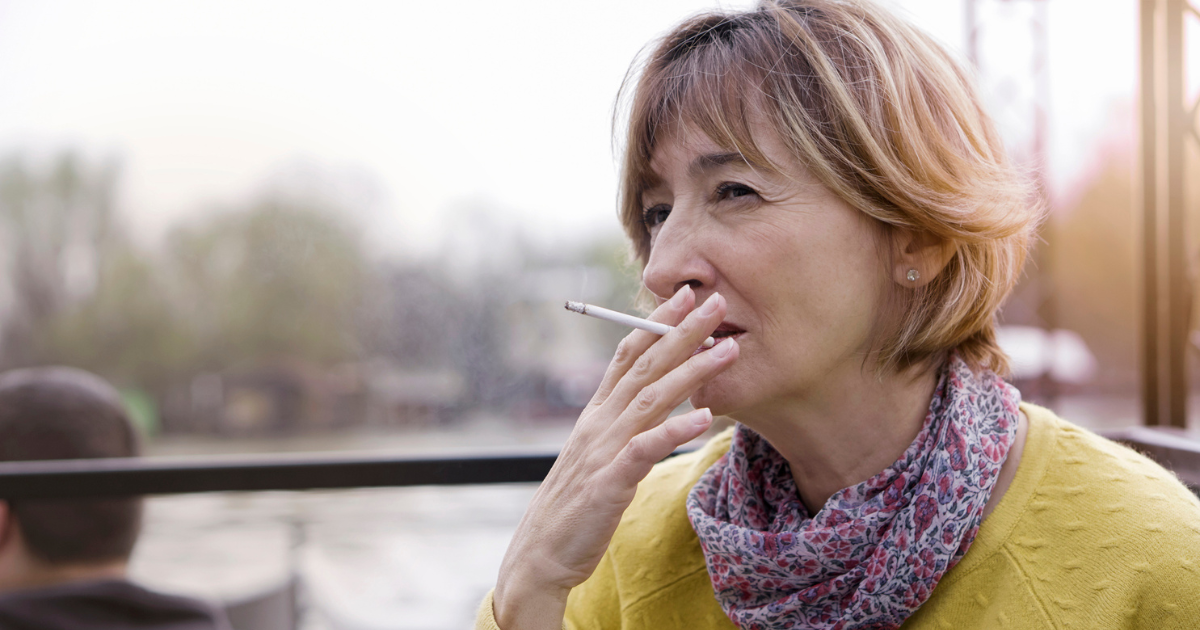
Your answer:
[0,367,142,591]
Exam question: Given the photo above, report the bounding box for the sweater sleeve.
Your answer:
[564,546,622,629]
[475,590,502,630]
[475,431,735,630]
[472,589,580,630]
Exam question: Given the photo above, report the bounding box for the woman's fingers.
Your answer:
[587,286,695,407]
[494,289,734,614]
[610,407,714,486]
[600,292,727,420]
[494,407,712,627]
[614,335,738,435]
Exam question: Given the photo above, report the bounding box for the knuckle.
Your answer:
[625,434,651,463]
[634,385,659,413]
[612,337,636,366]
[629,353,656,380]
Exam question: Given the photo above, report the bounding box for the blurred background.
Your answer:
[0,0,1195,627]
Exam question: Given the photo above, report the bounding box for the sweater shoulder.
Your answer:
[1003,405,1200,627]
[1025,405,1200,534]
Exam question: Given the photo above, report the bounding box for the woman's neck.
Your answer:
[734,361,939,514]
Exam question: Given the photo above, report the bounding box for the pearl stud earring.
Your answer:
[906,269,920,282]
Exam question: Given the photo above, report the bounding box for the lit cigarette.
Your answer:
[564,301,716,348]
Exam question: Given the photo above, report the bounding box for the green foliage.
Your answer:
[166,200,368,369]
[36,244,193,387]
[0,152,120,364]
[0,152,371,394]
[120,389,160,438]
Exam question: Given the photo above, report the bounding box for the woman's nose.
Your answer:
[641,213,717,302]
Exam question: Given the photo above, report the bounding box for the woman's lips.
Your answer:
[712,322,746,338]
[696,323,746,353]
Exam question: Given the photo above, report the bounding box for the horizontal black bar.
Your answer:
[0,427,1193,501]
[0,450,561,500]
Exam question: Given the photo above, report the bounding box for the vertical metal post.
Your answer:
[1165,0,1189,428]
[1141,0,1163,426]
[1141,0,1191,428]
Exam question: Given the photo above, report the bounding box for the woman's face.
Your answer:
[641,122,889,419]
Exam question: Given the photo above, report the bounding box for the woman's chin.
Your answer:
[689,377,746,418]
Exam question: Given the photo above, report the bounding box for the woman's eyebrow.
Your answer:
[689,152,750,176]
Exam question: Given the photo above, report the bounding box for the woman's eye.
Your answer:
[642,204,671,228]
[716,182,756,201]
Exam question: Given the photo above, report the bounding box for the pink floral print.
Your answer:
[686,354,1020,629]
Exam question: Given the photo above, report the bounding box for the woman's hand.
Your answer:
[492,286,739,630]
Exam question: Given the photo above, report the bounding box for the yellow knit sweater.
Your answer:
[478,404,1200,628]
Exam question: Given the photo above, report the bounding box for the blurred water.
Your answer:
[131,485,537,630]
[129,416,569,630]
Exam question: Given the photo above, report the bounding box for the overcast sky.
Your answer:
[0,0,1163,261]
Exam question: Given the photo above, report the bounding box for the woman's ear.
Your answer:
[892,228,956,288]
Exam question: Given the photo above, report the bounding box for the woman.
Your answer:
[480,1,1200,628]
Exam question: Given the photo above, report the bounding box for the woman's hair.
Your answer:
[617,0,1043,376]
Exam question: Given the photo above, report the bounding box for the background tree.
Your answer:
[0,153,121,366]
[166,199,370,371]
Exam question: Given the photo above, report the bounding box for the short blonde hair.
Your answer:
[617,0,1042,376]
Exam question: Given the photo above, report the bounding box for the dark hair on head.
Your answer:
[0,367,142,566]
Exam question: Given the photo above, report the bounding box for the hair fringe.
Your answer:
[616,0,1044,378]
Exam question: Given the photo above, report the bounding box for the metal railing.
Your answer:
[0,449,560,499]
[0,429,1193,499]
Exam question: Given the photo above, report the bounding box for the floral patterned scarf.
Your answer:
[686,354,1020,629]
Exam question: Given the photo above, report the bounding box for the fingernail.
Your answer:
[669,285,692,308]
[710,338,735,358]
[698,292,721,316]
[693,408,713,427]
